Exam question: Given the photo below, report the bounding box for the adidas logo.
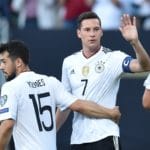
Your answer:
[70,69,75,74]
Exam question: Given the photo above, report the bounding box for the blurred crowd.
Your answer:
[0,0,150,43]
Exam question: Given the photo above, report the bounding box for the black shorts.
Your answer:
[71,136,122,150]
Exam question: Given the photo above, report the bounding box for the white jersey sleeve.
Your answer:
[0,82,18,121]
[49,77,77,111]
[144,74,150,89]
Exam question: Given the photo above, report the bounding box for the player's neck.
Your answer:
[17,66,30,76]
[22,66,30,73]
[82,47,100,58]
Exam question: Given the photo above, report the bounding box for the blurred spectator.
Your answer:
[58,0,94,29]
[92,0,123,30]
[120,0,134,15]
[12,0,38,29]
[0,0,10,43]
[132,0,150,30]
[11,0,58,29]
[37,0,58,29]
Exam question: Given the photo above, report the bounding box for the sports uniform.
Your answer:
[62,46,133,148]
[0,71,77,150]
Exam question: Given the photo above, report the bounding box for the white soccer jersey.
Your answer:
[144,73,150,89]
[0,71,77,150]
[62,46,130,144]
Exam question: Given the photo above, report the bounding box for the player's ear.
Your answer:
[15,58,22,67]
[77,29,81,39]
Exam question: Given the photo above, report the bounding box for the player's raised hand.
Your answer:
[119,14,139,44]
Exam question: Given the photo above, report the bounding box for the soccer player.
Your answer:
[0,40,121,150]
[56,12,150,150]
[142,74,150,109]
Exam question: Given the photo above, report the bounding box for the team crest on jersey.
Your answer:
[0,95,7,107]
[82,66,89,77]
[95,61,105,73]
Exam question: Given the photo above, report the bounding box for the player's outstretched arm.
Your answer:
[55,77,121,130]
[0,119,14,150]
[69,100,121,123]
[56,102,120,132]
[119,14,150,72]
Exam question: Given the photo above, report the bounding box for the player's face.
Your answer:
[77,19,103,51]
[0,51,16,81]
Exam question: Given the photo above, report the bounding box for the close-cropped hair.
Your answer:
[0,40,29,65]
[77,11,101,29]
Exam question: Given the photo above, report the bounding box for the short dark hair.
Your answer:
[0,40,29,65]
[77,11,101,29]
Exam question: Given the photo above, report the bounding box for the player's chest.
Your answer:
[68,56,114,80]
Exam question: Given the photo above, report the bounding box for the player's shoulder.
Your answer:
[32,72,58,84]
[45,76,62,89]
[26,71,60,84]
[112,50,128,58]
[48,76,60,83]
[64,51,81,62]
[34,72,49,79]
[102,46,122,54]
[102,47,113,53]
[1,81,11,90]
[1,78,17,92]
[103,46,127,57]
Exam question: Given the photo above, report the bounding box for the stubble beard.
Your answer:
[6,69,16,81]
